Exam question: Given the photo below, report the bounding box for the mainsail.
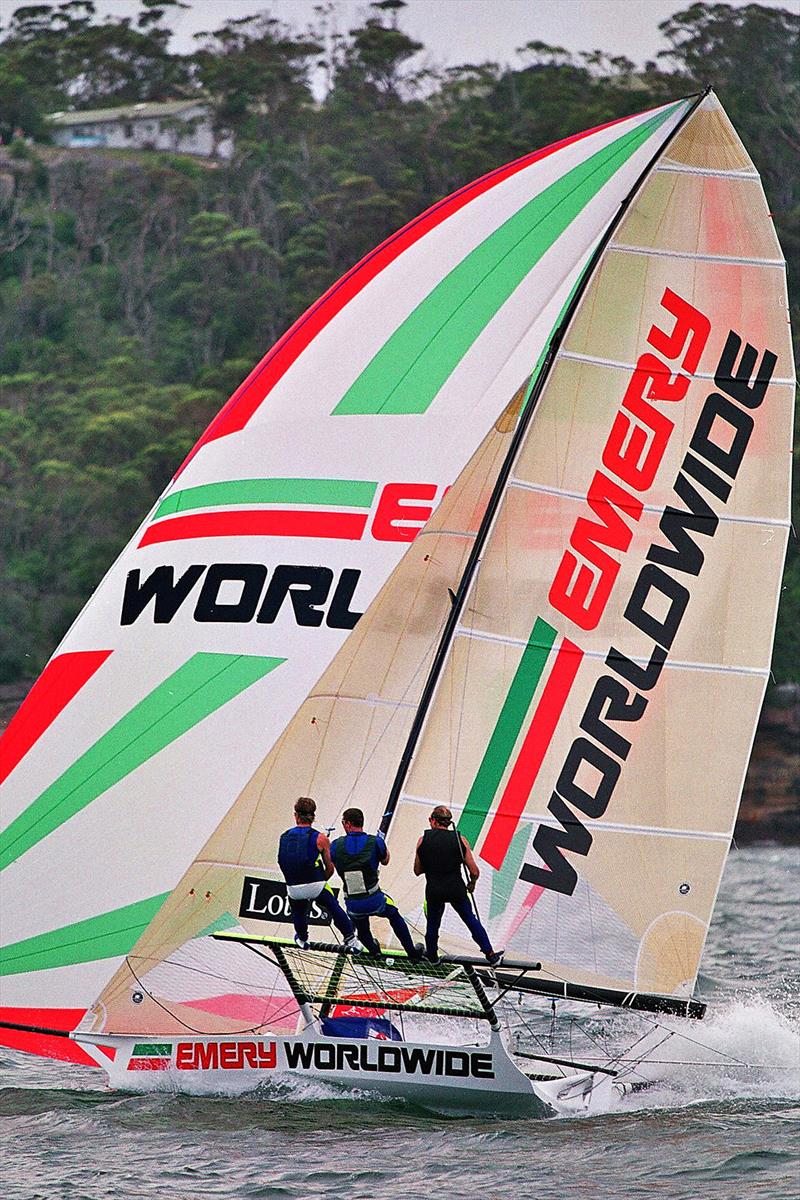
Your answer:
[76,93,794,1045]
[382,94,796,998]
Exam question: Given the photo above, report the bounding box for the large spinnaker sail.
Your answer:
[1,101,696,1059]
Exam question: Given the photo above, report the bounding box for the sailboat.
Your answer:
[0,91,793,1116]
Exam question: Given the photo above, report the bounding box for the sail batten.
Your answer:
[396,790,738,841]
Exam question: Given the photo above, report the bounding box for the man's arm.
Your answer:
[413,836,423,876]
[462,838,480,892]
[317,832,335,879]
[376,834,390,866]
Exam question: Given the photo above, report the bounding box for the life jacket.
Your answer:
[330,831,382,897]
[417,826,468,902]
[277,825,325,886]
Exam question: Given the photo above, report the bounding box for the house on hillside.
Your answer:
[47,100,233,159]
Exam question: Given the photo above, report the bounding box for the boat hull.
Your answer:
[76,1029,551,1114]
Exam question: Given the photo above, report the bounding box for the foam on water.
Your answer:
[584,995,800,1117]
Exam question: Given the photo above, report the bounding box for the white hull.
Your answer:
[75,1029,593,1115]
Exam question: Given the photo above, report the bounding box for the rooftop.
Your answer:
[48,100,206,126]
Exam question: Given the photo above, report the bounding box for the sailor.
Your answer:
[329,808,421,959]
[414,805,503,966]
[277,797,360,950]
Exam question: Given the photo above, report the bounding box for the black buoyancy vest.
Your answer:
[277,825,324,886]
[331,832,381,896]
[417,827,468,901]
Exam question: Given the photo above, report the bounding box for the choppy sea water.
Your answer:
[1,843,798,1200]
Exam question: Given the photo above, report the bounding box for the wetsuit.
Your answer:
[329,830,417,957]
[277,824,354,944]
[416,827,493,958]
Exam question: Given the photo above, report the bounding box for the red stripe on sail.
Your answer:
[176,111,646,475]
[0,1007,95,1066]
[138,509,368,547]
[0,651,111,785]
[480,638,583,869]
[507,884,547,941]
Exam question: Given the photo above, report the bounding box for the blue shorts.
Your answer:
[345,889,393,918]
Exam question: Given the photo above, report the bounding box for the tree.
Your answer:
[194,12,320,145]
[659,3,800,211]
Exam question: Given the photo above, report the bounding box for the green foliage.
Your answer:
[0,0,797,683]
[658,2,799,215]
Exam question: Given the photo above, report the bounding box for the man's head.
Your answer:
[294,797,316,825]
[342,807,365,833]
[429,805,453,828]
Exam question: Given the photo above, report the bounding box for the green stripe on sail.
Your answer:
[155,477,379,518]
[489,826,533,920]
[0,653,285,872]
[133,1043,172,1056]
[458,618,557,847]
[0,892,169,975]
[194,911,239,940]
[335,105,681,416]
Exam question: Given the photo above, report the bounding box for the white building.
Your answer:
[48,100,234,160]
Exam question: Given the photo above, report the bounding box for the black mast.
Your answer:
[380,89,708,837]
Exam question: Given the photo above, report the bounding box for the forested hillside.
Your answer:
[0,0,798,686]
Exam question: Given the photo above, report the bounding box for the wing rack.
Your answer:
[213,933,539,1027]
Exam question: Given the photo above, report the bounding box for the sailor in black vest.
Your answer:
[414,805,503,965]
[277,797,360,950]
[329,808,421,959]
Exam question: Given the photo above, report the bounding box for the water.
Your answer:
[2,844,798,1200]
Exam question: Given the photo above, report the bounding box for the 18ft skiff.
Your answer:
[1,91,794,1115]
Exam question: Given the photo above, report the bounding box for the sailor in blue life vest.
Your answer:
[329,808,422,959]
[277,797,361,950]
[414,805,503,966]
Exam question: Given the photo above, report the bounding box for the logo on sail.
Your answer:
[239,877,341,925]
[520,287,778,895]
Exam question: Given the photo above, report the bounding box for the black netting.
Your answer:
[219,935,492,1021]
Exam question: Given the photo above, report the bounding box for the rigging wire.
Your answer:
[123,955,300,1037]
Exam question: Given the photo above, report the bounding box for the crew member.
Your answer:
[329,808,421,959]
[277,797,360,950]
[414,805,503,965]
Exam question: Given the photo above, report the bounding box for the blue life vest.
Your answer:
[330,832,383,897]
[278,825,325,886]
